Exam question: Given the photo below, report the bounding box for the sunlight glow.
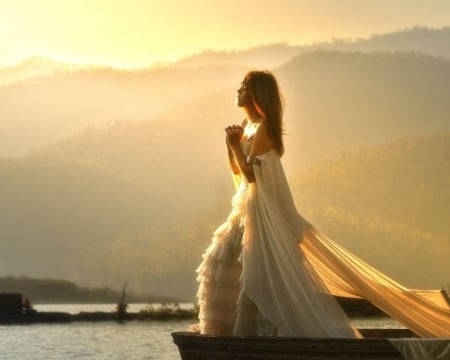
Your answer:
[1,0,450,68]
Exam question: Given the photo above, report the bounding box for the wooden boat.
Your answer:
[171,329,416,360]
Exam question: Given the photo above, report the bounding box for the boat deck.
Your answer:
[172,329,415,360]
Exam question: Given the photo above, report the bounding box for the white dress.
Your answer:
[196,129,360,337]
[194,126,450,358]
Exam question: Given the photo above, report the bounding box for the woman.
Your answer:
[195,71,450,340]
[195,71,360,338]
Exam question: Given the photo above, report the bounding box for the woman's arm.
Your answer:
[227,144,241,175]
[227,123,273,183]
[226,119,247,175]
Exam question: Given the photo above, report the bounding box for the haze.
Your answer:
[0,3,449,301]
[2,0,450,68]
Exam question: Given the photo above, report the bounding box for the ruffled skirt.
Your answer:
[195,188,279,336]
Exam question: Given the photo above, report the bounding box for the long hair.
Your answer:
[245,71,285,156]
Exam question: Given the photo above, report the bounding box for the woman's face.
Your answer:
[236,81,251,108]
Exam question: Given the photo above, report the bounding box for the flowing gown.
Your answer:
[196,130,359,338]
[195,126,450,341]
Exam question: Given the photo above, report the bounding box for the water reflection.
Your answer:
[0,320,191,360]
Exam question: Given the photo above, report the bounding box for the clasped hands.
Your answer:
[225,124,243,148]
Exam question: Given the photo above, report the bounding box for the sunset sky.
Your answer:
[1,0,450,68]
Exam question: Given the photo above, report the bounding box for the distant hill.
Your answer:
[301,26,450,59]
[170,43,302,69]
[25,50,450,169]
[2,26,450,157]
[0,155,161,287]
[277,50,450,171]
[0,64,246,156]
[1,133,448,298]
[293,133,450,238]
[1,48,450,299]
[0,153,226,298]
[2,26,449,84]
[291,133,450,290]
[35,50,450,241]
[314,26,450,58]
[0,57,85,86]
[0,276,176,304]
[171,26,450,69]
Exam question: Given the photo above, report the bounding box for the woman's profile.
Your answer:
[195,71,450,338]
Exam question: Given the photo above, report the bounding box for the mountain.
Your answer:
[0,64,246,157]
[0,95,238,297]
[0,27,450,157]
[1,47,450,299]
[290,133,450,290]
[2,49,450,159]
[0,155,157,283]
[38,50,450,228]
[0,276,176,304]
[3,47,450,298]
[1,131,448,298]
[170,26,450,69]
[316,26,450,59]
[2,26,450,158]
[2,26,449,83]
[0,57,85,86]
[277,50,450,172]
[0,152,228,297]
[170,43,302,69]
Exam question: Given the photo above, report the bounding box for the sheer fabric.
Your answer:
[196,145,450,338]
[197,144,358,337]
[301,224,450,338]
[389,338,450,360]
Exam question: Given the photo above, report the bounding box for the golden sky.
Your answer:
[1,0,450,68]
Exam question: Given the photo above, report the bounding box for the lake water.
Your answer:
[0,303,403,360]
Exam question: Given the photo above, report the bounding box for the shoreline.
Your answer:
[0,307,198,325]
[0,299,197,324]
[1,297,390,325]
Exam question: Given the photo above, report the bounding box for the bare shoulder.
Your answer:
[250,123,274,157]
[255,122,270,136]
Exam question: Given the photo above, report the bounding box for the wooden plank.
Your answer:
[172,332,405,360]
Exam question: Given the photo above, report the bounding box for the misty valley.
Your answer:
[1,27,449,302]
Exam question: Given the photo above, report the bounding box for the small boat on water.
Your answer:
[172,329,447,360]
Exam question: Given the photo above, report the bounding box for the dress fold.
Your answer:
[196,145,450,338]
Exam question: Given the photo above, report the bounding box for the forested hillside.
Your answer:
[1,133,448,298]
[158,26,450,68]
[2,26,450,158]
[1,49,449,299]
[0,152,226,297]
[0,276,176,303]
[278,51,450,171]
[0,64,246,156]
[301,26,450,59]
[291,133,450,289]
[41,50,450,173]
